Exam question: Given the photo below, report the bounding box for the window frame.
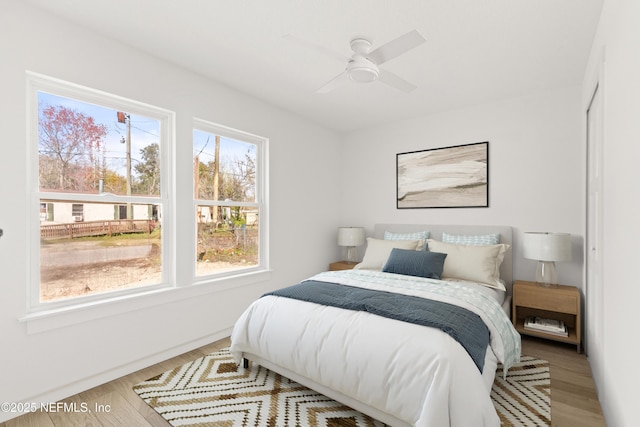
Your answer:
[26,72,175,313]
[192,118,269,282]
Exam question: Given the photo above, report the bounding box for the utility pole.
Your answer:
[126,113,132,220]
[194,155,200,223]
[118,111,132,219]
[213,135,220,226]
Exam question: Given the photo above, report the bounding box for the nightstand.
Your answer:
[512,280,581,352]
[329,261,358,271]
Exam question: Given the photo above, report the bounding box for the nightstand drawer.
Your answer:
[514,286,578,314]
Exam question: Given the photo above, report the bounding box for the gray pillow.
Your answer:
[382,248,447,279]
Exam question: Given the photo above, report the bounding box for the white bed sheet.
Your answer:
[230,271,519,427]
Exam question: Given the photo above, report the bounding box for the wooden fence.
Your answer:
[41,219,155,240]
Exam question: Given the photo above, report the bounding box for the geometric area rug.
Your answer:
[134,348,550,427]
[492,356,551,427]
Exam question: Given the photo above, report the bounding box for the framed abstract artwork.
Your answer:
[396,141,489,209]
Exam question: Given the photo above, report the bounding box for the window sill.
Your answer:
[19,269,272,334]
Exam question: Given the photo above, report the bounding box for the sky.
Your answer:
[38,91,256,179]
[193,129,256,168]
[38,91,160,179]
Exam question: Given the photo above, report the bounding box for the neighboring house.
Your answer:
[196,205,258,226]
[39,201,158,224]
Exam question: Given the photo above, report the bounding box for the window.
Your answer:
[28,73,173,310]
[193,119,267,278]
[71,204,84,221]
[26,73,268,320]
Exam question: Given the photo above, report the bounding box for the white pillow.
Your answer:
[357,238,423,270]
[427,239,510,290]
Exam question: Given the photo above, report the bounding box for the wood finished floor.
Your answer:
[3,336,605,427]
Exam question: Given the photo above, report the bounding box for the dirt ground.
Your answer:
[40,257,256,301]
[40,257,162,301]
[40,231,257,301]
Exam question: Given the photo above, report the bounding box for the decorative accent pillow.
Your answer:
[384,230,429,250]
[382,248,447,279]
[442,232,500,246]
[357,238,423,270]
[426,239,510,290]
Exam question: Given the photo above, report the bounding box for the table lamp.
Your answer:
[338,227,365,264]
[523,232,572,287]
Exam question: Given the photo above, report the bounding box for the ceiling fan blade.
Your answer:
[378,68,417,93]
[316,71,349,94]
[283,34,348,63]
[367,30,426,65]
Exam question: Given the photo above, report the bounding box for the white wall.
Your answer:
[581,0,640,425]
[340,86,585,288]
[0,1,342,421]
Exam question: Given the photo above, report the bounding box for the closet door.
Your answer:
[586,81,604,388]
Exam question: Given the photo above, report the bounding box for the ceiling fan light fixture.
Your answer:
[346,57,379,83]
[348,67,379,83]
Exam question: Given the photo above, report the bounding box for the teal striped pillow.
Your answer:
[442,232,500,246]
[384,230,429,251]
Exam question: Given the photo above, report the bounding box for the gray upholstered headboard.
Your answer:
[373,224,514,295]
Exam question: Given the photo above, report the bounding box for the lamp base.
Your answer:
[535,261,558,288]
[345,246,358,263]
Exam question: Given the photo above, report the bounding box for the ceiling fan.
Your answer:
[286,30,426,94]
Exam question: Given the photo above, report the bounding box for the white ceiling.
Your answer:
[25,0,603,133]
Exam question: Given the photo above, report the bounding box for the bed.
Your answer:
[229,224,521,427]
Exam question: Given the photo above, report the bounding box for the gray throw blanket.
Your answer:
[264,280,490,372]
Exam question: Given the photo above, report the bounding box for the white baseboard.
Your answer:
[0,328,233,423]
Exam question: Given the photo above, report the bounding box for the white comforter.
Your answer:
[230,270,521,427]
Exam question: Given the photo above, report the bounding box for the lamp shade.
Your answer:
[337,227,365,247]
[523,232,572,262]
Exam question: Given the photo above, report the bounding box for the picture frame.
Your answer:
[396,141,489,209]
